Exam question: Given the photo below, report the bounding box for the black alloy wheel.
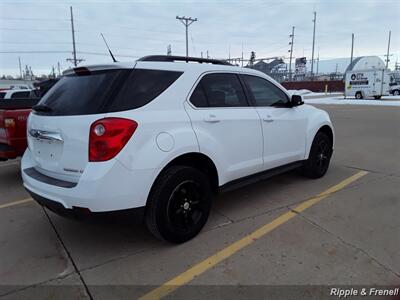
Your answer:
[167,180,206,230]
[302,132,332,178]
[146,166,212,243]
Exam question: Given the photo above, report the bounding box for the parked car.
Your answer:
[389,83,400,96]
[0,89,36,99]
[22,55,334,243]
[0,99,39,161]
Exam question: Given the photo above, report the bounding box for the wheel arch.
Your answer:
[150,152,220,196]
[355,90,364,98]
[317,125,334,146]
[306,122,335,159]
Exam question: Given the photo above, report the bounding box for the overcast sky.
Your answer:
[0,0,399,76]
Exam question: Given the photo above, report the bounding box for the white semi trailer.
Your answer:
[345,69,391,99]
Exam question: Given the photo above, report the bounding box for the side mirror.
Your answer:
[290,94,304,107]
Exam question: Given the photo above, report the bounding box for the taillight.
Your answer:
[89,118,138,162]
[4,118,16,136]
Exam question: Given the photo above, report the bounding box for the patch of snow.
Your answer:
[288,89,343,97]
[304,96,400,107]
[288,89,313,95]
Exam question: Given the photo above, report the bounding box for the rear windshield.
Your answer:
[34,68,182,116]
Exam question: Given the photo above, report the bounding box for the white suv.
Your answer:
[22,56,334,243]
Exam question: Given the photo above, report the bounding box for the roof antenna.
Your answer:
[100,33,117,62]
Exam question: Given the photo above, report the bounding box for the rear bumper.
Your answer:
[28,189,145,223]
[0,143,18,160]
[22,149,159,213]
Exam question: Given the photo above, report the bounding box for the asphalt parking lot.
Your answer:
[0,104,399,299]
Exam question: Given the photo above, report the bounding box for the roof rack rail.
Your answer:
[137,55,232,66]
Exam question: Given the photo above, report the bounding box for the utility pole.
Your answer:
[316,48,320,76]
[18,57,23,79]
[350,33,354,65]
[176,16,197,57]
[241,43,244,67]
[57,62,61,77]
[310,11,316,79]
[385,30,391,69]
[288,26,295,80]
[167,44,172,56]
[70,6,77,66]
[67,6,83,66]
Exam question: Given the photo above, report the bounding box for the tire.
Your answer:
[393,90,400,96]
[145,166,213,243]
[302,132,333,179]
[355,92,363,99]
[374,96,381,100]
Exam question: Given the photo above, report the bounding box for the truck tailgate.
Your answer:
[0,108,32,157]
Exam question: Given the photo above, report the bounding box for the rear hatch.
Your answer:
[28,67,130,182]
[27,65,183,182]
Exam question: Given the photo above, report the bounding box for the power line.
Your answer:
[0,41,153,52]
[0,41,72,45]
[0,50,138,58]
[0,27,72,32]
[74,19,179,36]
[0,17,68,21]
[78,51,139,58]
[0,51,70,53]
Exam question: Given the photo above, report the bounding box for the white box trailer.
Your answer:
[345,69,390,99]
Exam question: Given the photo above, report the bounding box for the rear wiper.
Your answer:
[33,104,53,112]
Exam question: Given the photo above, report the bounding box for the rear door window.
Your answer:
[35,68,182,116]
[190,73,247,107]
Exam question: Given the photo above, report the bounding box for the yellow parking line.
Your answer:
[0,198,33,209]
[0,160,20,167]
[139,170,368,300]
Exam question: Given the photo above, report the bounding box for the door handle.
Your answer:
[203,115,220,123]
[262,115,274,123]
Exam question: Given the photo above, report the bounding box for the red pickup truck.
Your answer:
[0,99,39,161]
[0,79,58,161]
